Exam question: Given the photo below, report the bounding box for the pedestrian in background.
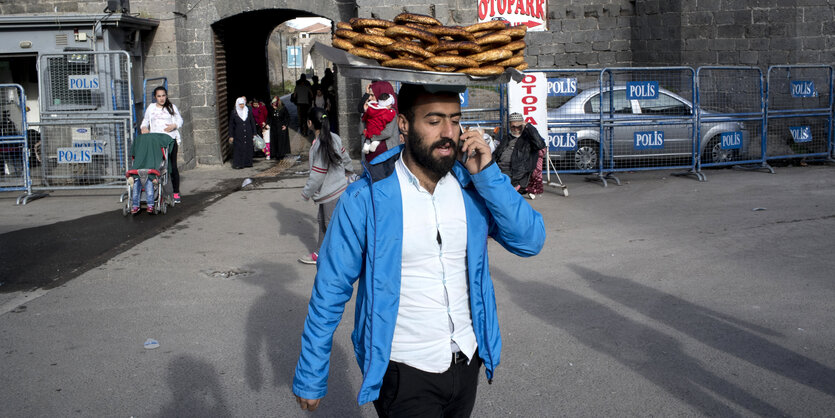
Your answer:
[229,97,256,169]
[298,107,354,265]
[492,112,546,199]
[292,74,314,136]
[140,86,184,204]
[267,96,291,160]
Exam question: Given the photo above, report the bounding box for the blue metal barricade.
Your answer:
[765,65,834,164]
[0,84,31,198]
[696,66,768,171]
[538,69,605,180]
[599,67,702,181]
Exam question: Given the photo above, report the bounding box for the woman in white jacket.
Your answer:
[140,86,184,203]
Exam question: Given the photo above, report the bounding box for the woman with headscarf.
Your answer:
[357,80,399,162]
[267,96,291,160]
[229,97,257,169]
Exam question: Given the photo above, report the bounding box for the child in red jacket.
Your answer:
[361,93,395,154]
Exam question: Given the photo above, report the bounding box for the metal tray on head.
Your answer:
[310,42,523,86]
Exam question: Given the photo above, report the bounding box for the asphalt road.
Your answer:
[1,163,834,417]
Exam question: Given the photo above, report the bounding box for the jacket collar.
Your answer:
[363,144,472,188]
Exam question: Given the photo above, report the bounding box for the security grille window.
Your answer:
[46,54,95,110]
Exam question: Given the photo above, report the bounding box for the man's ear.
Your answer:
[397,114,409,137]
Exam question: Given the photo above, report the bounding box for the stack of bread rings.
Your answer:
[331,13,528,76]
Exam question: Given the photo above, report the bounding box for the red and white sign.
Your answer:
[508,72,548,140]
[477,0,548,31]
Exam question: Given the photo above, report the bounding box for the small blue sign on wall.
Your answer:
[459,90,469,108]
[287,46,302,69]
[626,81,659,100]
[720,131,743,150]
[789,126,812,143]
[634,130,664,150]
[548,132,577,151]
[547,78,578,96]
[790,81,817,98]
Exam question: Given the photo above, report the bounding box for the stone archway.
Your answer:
[168,0,356,165]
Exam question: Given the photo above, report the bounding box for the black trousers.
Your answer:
[373,352,481,418]
[169,142,179,193]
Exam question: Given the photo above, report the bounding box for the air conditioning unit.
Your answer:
[104,0,130,13]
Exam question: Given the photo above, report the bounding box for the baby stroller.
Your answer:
[122,133,175,216]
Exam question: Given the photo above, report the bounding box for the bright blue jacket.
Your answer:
[292,145,546,405]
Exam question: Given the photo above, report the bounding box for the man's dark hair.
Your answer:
[397,84,458,123]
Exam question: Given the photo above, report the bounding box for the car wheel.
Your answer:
[574,140,599,170]
[702,136,738,164]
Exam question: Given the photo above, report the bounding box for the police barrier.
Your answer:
[0,84,31,196]
[460,84,504,145]
[696,67,767,170]
[38,51,132,117]
[599,67,701,181]
[540,69,605,177]
[765,65,834,164]
[27,118,131,192]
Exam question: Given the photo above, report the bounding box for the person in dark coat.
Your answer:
[267,96,291,159]
[492,112,546,193]
[229,96,257,169]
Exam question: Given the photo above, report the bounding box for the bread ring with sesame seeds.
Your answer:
[456,66,505,76]
[468,48,512,63]
[425,41,480,54]
[384,41,435,59]
[475,33,512,46]
[348,47,392,62]
[424,55,479,68]
[463,20,508,33]
[381,58,435,71]
[423,25,476,42]
[336,21,353,31]
[331,37,354,51]
[384,25,439,45]
[394,12,442,27]
[353,33,396,47]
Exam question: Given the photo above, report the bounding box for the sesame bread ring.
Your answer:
[432,66,457,72]
[348,47,392,62]
[464,20,508,33]
[351,18,395,30]
[364,27,387,36]
[496,25,528,39]
[425,41,480,54]
[424,26,476,42]
[384,41,435,59]
[475,33,512,46]
[385,25,439,45]
[456,65,505,76]
[353,33,396,47]
[336,22,353,31]
[468,48,512,63]
[498,40,527,52]
[335,29,361,39]
[515,62,529,71]
[331,37,354,51]
[394,12,442,27]
[381,58,435,71]
[424,55,479,68]
[362,44,383,52]
[493,55,526,67]
[471,30,494,38]
[404,22,430,31]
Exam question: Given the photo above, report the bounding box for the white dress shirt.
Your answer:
[389,154,478,373]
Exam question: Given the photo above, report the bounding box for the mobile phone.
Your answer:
[459,125,468,163]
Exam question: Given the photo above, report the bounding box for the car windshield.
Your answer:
[636,93,692,116]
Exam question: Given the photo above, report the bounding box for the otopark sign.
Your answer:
[477,0,548,31]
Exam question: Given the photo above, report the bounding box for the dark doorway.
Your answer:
[211,9,319,162]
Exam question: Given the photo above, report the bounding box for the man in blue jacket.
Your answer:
[293,83,546,417]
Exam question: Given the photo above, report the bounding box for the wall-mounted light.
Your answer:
[19,41,32,48]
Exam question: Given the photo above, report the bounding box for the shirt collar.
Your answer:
[396,151,451,193]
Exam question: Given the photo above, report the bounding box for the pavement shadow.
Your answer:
[569,264,835,398]
[495,268,786,417]
[269,201,318,254]
[157,354,232,417]
[241,262,359,414]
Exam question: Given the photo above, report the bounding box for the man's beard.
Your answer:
[405,130,458,182]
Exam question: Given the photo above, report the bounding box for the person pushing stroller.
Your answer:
[127,132,175,215]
